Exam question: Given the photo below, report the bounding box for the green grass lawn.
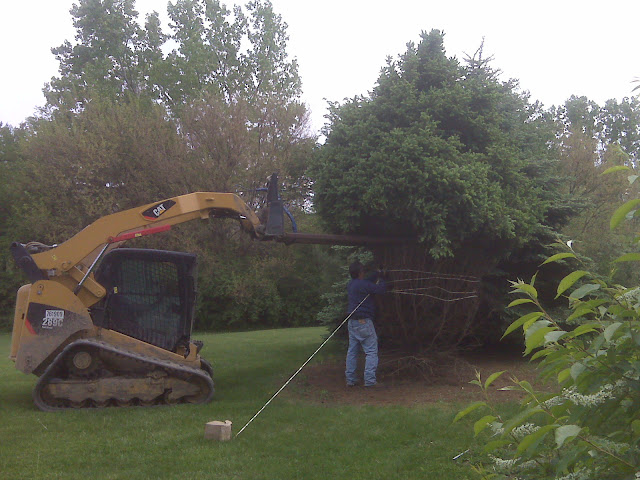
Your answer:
[0,328,476,480]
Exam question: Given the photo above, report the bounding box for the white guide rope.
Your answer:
[386,269,480,282]
[389,275,479,284]
[391,291,478,302]
[393,285,476,294]
[385,269,479,301]
[235,294,371,438]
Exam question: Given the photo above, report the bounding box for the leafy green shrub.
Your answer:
[455,193,640,478]
[194,240,340,331]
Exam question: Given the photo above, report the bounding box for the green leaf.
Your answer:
[629,174,639,185]
[453,401,487,423]
[558,368,571,384]
[516,424,557,456]
[474,415,497,436]
[525,326,556,354]
[511,283,538,299]
[566,300,607,322]
[556,271,589,298]
[556,444,590,473]
[502,312,544,339]
[570,363,586,380]
[540,252,576,266]
[507,298,535,308]
[484,371,506,390]
[603,165,630,175]
[603,322,623,342]
[531,349,554,361]
[503,407,544,433]
[591,333,606,352]
[569,283,600,300]
[545,330,567,344]
[525,319,551,337]
[611,199,640,230]
[632,420,640,435]
[555,425,582,448]
[569,322,600,338]
[483,439,511,453]
[613,253,640,263]
[524,317,548,332]
[517,380,535,394]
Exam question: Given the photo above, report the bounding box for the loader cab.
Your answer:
[93,249,197,353]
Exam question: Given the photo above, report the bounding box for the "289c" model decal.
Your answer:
[41,310,64,329]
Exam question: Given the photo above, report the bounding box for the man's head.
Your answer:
[349,261,364,279]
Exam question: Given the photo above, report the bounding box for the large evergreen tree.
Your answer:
[312,31,571,349]
[313,31,562,259]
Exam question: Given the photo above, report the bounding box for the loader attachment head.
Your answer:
[264,173,285,236]
[259,173,404,246]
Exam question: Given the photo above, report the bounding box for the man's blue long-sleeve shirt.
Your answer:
[347,273,386,320]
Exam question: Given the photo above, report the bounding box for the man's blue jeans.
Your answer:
[345,318,378,386]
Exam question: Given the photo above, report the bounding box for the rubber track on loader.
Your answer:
[32,338,214,411]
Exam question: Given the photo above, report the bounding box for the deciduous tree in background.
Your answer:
[554,95,640,166]
[0,124,25,318]
[553,95,640,284]
[16,98,192,241]
[163,0,246,108]
[44,0,162,114]
[1,0,321,329]
[165,0,312,206]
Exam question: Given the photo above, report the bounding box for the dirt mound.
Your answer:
[290,350,544,406]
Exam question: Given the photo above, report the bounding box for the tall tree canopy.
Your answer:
[43,0,303,120]
[44,0,158,112]
[312,30,563,260]
[41,0,312,204]
[554,95,640,166]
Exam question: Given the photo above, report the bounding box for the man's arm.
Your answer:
[365,271,379,283]
[364,277,386,294]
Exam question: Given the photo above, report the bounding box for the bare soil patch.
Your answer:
[290,348,547,406]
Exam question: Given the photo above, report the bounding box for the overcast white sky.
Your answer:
[1,0,638,133]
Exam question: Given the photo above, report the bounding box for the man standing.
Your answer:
[345,261,387,387]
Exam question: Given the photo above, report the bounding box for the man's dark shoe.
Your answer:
[364,382,386,388]
[346,382,359,387]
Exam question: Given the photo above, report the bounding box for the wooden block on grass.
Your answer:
[205,420,232,441]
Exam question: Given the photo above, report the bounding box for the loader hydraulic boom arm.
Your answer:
[12,191,262,306]
[31,192,261,270]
